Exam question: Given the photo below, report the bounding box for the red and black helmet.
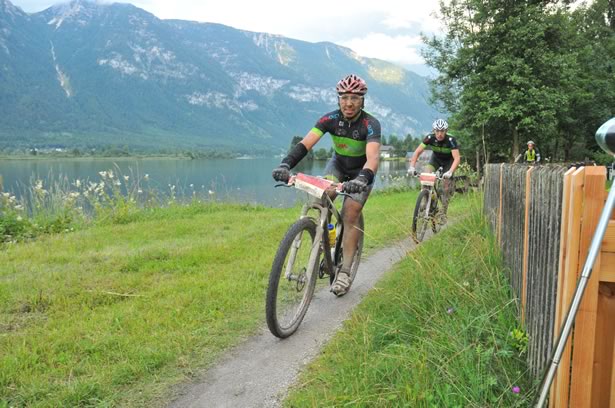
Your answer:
[336,74,368,95]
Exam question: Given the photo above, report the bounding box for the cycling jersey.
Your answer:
[420,133,460,162]
[312,109,381,174]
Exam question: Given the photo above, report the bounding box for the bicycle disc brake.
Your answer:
[296,268,306,291]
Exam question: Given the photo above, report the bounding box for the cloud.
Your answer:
[12,0,442,69]
[340,33,425,66]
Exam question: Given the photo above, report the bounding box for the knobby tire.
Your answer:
[412,189,430,242]
[266,218,319,338]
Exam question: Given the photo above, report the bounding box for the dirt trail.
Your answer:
[169,232,433,408]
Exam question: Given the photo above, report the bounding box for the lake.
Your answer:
[0,157,412,207]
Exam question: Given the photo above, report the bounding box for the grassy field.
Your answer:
[284,200,533,407]
[1,187,482,407]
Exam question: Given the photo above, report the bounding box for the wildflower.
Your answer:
[447,307,455,314]
[99,171,107,178]
[144,174,149,180]
[189,184,194,188]
[114,180,121,186]
[208,190,215,195]
[137,189,143,194]
[74,179,81,188]
[124,175,129,181]
[512,386,520,394]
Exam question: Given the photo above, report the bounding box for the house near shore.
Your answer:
[379,145,395,158]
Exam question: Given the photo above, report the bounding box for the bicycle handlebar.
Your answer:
[275,173,360,197]
[411,167,445,180]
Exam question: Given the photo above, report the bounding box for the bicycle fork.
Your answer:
[423,188,434,218]
[284,204,328,285]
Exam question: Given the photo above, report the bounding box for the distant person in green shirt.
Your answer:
[516,141,541,164]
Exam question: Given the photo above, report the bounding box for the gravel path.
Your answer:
[169,232,433,408]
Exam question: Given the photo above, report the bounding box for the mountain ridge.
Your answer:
[0,0,441,153]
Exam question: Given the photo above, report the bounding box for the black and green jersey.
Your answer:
[312,109,381,173]
[420,133,459,162]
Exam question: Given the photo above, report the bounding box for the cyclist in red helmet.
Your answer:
[272,74,382,296]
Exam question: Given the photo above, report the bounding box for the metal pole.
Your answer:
[535,183,615,407]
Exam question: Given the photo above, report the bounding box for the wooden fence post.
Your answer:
[552,167,586,408]
[521,166,534,324]
[549,167,575,407]
[594,216,615,407]
[592,280,615,407]
[498,163,505,245]
[569,166,607,407]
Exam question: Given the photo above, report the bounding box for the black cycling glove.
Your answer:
[272,143,309,182]
[272,163,291,182]
[343,168,374,194]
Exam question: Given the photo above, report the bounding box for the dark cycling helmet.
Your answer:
[432,119,448,131]
[336,74,368,95]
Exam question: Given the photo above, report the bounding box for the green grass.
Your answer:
[1,187,480,407]
[284,198,532,407]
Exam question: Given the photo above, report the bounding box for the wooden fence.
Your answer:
[484,164,615,407]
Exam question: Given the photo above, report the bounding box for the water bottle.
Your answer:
[328,223,336,259]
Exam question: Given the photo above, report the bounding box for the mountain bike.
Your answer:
[411,167,450,243]
[265,173,364,338]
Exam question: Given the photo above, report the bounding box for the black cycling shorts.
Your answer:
[426,157,454,173]
[323,156,373,206]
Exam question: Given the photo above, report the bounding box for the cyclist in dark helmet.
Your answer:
[407,118,461,219]
[272,74,382,296]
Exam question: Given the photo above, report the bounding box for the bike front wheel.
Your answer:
[412,189,430,242]
[266,217,319,338]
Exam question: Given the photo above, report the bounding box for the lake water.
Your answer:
[0,157,412,207]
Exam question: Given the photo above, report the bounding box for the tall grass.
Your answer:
[0,166,217,243]
[2,181,460,407]
[284,198,533,407]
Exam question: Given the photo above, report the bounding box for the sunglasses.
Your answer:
[339,95,363,103]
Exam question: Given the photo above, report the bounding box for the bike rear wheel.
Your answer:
[266,218,319,338]
[412,189,430,242]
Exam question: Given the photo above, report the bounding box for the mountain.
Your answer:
[0,0,442,154]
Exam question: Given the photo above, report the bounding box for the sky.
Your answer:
[10,0,443,75]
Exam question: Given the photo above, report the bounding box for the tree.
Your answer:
[314,148,330,160]
[422,0,586,162]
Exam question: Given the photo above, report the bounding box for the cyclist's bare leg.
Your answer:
[441,179,451,214]
[331,198,363,296]
[341,198,363,271]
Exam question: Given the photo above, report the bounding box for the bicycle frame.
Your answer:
[282,174,345,281]
[418,171,444,217]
